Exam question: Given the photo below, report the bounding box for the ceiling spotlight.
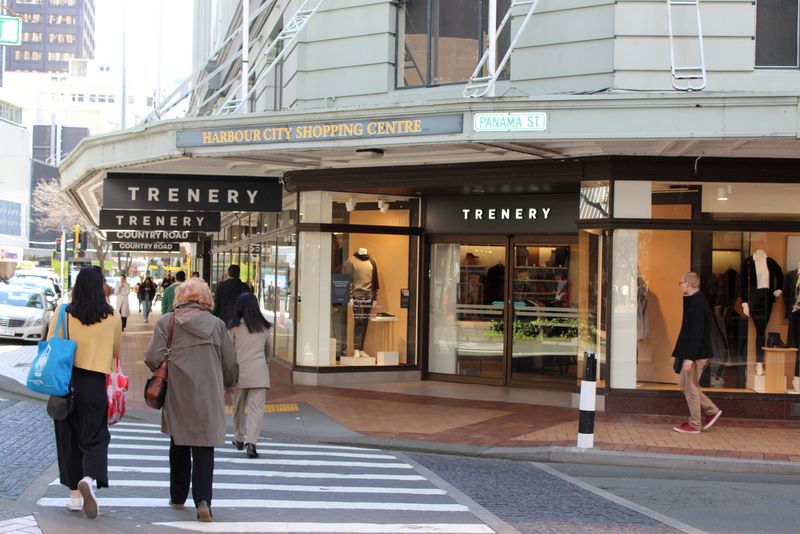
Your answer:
[717,185,731,201]
[345,196,356,212]
[378,199,389,213]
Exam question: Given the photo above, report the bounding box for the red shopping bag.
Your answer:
[107,361,128,425]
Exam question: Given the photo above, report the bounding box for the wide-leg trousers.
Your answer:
[54,367,110,490]
[233,387,267,445]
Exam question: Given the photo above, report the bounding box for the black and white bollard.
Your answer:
[577,351,597,449]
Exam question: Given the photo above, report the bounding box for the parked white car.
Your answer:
[0,285,52,343]
[14,269,63,298]
[7,277,60,309]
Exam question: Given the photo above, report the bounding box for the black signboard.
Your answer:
[99,210,221,231]
[332,274,351,304]
[105,230,200,243]
[103,173,282,212]
[425,194,578,234]
[112,242,181,252]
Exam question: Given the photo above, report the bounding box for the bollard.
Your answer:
[577,351,597,449]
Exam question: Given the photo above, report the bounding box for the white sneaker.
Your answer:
[359,351,371,358]
[353,350,360,357]
[65,496,82,512]
[78,476,98,518]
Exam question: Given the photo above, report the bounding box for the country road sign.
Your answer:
[0,16,22,46]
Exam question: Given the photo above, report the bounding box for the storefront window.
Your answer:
[296,231,417,367]
[273,234,296,364]
[613,227,800,394]
[579,181,609,219]
[299,191,420,227]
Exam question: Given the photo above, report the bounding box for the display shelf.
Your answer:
[514,279,561,283]
[514,265,568,270]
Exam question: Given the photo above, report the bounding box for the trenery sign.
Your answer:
[99,210,221,232]
[103,174,281,212]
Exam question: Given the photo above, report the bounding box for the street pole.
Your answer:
[577,351,597,449]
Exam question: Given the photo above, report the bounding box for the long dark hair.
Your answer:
[229,292,271,333]
[67,266,114,325]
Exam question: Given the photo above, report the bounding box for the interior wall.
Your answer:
[636,228,692,384]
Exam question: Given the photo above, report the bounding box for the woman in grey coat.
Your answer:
[228,292,271,458]
[145,278,238,522]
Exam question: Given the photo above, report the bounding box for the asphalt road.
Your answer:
[550,462,800,534]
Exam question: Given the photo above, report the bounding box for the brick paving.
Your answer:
[6,306,800,465]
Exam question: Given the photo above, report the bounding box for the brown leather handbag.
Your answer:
[144,314,175,409]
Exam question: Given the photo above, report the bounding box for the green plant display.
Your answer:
[489,318,578,340]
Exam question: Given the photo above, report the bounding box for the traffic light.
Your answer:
[74,224,80,258]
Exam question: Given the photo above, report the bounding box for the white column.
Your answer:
[610,229,638,389]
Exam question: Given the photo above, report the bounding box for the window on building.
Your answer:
[21,13,42,23]
[23,32,42,42]
[89,94,97,103]
[108,95,115,103]
[50,0,77,5]
[48,14,76,25]
[755,0,800,68]
[396,0,511,88]
[98,95,106,103]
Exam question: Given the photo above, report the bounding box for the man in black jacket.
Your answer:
[672,272,722,434]
[212,265,252,325]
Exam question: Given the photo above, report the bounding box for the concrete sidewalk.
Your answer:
[4,307,800,475]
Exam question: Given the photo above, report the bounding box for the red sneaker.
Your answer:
[702,410,722,430]
[672,422,701,434]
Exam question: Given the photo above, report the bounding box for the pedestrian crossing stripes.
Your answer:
[37,421,494,533]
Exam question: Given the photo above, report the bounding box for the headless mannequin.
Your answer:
[784,262,800,391]
[742,249,783,376]
[343,248,379,357]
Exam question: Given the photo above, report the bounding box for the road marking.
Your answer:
[108,443,395,459]
[107,466,426,480]
[151,522,494,533]
[49,478,445,494]
[37,498,469,512]
[108,454,412,468]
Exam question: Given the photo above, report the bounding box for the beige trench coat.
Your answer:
[228,323,271,389]
[145,302,238,447]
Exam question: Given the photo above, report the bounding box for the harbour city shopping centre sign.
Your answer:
[175,114,464,148]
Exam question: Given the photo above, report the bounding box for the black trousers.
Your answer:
[352,297,373,351]
[54,367,110,490]
[169,437,214,506]
[749,288,773,364]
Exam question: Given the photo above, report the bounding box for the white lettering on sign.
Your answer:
[113,215,207,228]
[122,186,261,206]
[114,230,191,240]
[461,207,553,221]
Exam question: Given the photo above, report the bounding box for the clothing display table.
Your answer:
[761,347,798,393]
[371,315,399,365]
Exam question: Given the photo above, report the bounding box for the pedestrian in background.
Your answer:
[212,265,251,325]
[50,266,121,518]
[114,273,131,331]
[191,271,200,278]
[138,276,156,323]
[228,292,271,458]
[672,272,722,434]
[144,278,238,522]
[161,270,186,314]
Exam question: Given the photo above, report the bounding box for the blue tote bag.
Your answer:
[26,305,76,396]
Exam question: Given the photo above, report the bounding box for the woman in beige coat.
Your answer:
[228,292,271,458]
[145,278,237,522]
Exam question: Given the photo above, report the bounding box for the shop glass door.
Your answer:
[510,240,578,387]
[428,240,507,382]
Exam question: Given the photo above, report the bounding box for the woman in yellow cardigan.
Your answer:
[47,266,121,519]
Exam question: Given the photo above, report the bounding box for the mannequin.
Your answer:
[741,249,783,376]
[782,262,800,391]
[343,248,379,357]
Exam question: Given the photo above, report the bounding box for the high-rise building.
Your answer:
[4,0,95,75]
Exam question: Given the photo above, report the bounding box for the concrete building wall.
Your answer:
[0,118,31,244]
